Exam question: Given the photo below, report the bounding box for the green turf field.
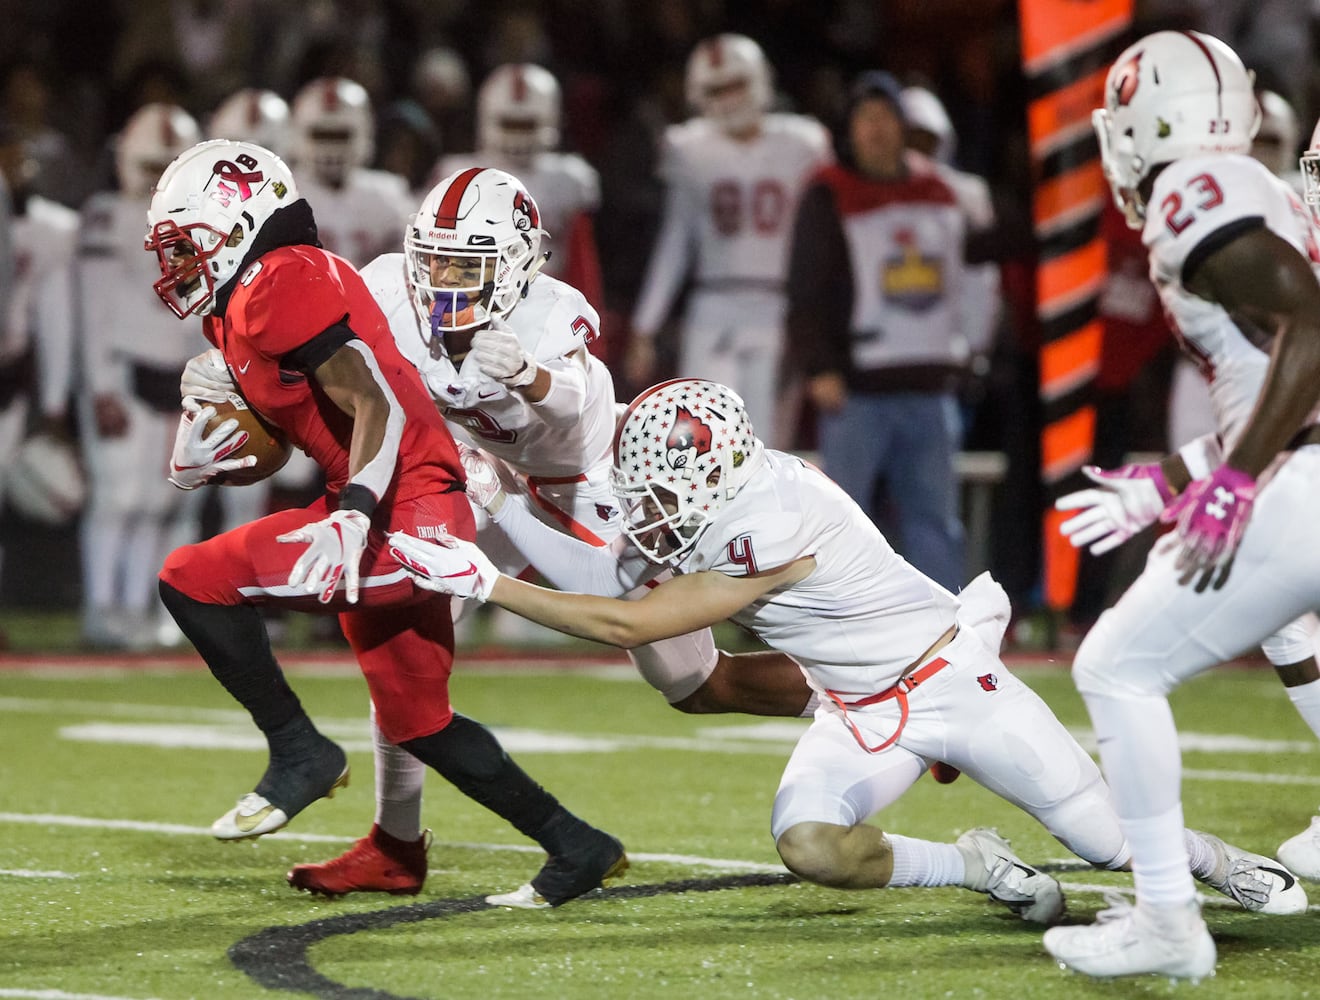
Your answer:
[2,650,1319,999]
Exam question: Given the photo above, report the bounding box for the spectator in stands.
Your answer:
[786,71,977,591]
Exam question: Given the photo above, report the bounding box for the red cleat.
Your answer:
[929,762,962,784]
[287,824,430,898]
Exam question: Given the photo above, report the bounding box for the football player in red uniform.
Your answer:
[145,139,624,906]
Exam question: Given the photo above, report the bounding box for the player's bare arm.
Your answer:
[313,342,394,481]
[1187,226,1320,476]
[488,556,816,648]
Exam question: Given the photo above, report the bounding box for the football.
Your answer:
[203,392,291,486]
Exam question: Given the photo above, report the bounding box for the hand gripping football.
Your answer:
[204,391,291,485]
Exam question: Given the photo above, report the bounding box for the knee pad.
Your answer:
[1032,769,1129,869]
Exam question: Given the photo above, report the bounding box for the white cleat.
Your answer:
[485,882,552,910]
[1192,831,1307,915]
[1278,816,1320,881]
[212,792,291,840]
[956,827,1065,925]
[1043,892,1215,982]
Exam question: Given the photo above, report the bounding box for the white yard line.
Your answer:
[0,991,164,1000]
[0,812,786,872]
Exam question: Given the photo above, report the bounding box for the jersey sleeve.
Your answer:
[235,255,355,359]
[528,279,600,362]
[697,509,811,576]
[1144,156,1277,289]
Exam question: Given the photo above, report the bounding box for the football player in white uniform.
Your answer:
[233,168,812,901]
[1167,88,1303,453]
[626,34,832,447]
[431,64,603,309]
[1038,32,1320,980]
[0,126,79,558]
[385,376,1305,922]
[289,77,414,268]
[76,103,209,648]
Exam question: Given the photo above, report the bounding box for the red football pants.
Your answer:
[160,489,476,743]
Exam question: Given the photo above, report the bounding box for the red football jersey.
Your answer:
[203,245,461,503]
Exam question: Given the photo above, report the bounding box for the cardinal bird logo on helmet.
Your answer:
[666,405,713,478]
[512,189,539,231]
[1111,51,1143,108]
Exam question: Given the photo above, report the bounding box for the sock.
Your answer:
[887,833,967,888]
[1184,830,1216,881]
[371,702,426,842]
[1287,680,1320,742]
[1126,807,1197,908]
[158,580,303,734]
[401,714,561,841]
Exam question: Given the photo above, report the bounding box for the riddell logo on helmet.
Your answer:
[210,154,264,208]
[1111,51,1142,107]
[666,406,713,475]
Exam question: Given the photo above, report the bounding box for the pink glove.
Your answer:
[1159,465,1257,580]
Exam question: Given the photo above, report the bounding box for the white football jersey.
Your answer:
[1144,153,1320,449]
[78,192,206,394]
[631,112,832,334]
[684,450,959,695]
[432,151,599,281]
[299,168,414,267]
[361,253,616,477]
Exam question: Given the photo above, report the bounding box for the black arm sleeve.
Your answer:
[280,316,356,373]
[785,181,854,378]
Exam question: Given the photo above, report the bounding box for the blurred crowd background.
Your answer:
[0,0,1318,651]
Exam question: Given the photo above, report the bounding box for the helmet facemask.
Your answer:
[145,219,243,319]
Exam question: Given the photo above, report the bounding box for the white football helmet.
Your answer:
[899,86,955,164]
[477,63,561,161]
[610,378,765,566]
[210,89,292,159]
[1094,30,1260,228]
[1250,90,1298,178]
[115,103,202,198]
[685,33,772,134]
[6,432,85,526]
[291,77,374,186]
[405,167,547,338]
[144,140,300,318]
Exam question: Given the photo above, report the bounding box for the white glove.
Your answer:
[459,443,506,513]
[1055,462,1174,555]
[388,529,500,602]
[180,349,236,402]
[277,509,371,604]
[168,398,256,490]
[471,318,537,388]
